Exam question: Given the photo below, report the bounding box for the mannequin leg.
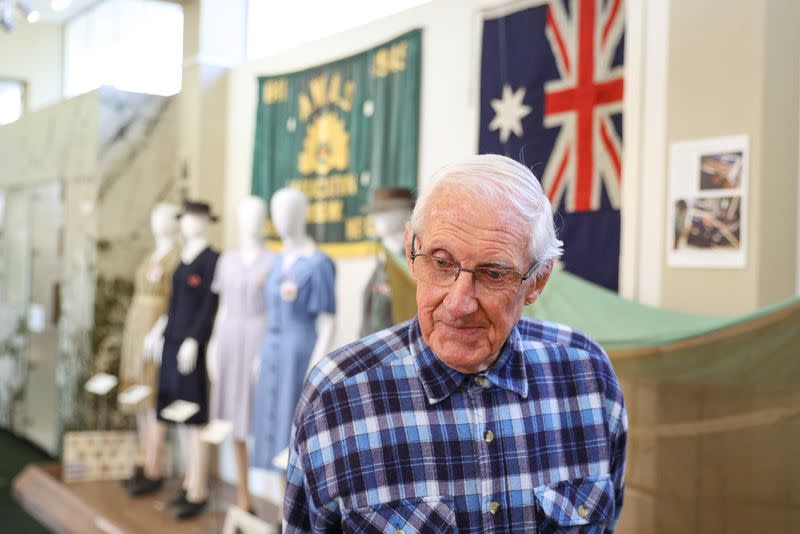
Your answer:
[129,415,166,495]
[134,411,148,467]
[233,440,252,511]
[144,418,167,479]
[185,427,208,502]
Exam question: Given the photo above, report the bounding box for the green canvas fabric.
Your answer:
[386,249,800,387]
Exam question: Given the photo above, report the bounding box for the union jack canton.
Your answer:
[284,317,627,533]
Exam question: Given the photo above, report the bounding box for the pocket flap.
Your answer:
[343,495,456,534]
[533,474,615,526]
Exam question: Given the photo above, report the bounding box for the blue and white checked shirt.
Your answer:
[285,317,627,533]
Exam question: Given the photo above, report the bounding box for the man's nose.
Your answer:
[444,270,479,317]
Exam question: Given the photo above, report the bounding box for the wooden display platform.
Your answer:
[13,462,280,534]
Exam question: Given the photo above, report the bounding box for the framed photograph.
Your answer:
[668,136,749,268]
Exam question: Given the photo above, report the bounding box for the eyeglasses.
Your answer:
[410,234,538,294]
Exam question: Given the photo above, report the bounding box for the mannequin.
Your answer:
[359,187,414,337]
[251,188,335,497]
[119,203,180,491]
[135,200,220,520]
[207,195,273,512]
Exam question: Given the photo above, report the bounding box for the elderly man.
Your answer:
[284,154,627,533]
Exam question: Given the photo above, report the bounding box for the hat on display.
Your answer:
[362,187,415,214]
[177,200,219,222]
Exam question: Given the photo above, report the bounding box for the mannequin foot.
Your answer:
[173,497,208,519]
[129,476,164,496]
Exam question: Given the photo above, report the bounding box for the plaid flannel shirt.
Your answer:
[285,317,627,533]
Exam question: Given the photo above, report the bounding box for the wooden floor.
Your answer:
[13,462,280,534]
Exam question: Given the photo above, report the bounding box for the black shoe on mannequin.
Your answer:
[128,476,164,496]
[173,498,208,519]
[166,489,188,509]
[121,465,145,492]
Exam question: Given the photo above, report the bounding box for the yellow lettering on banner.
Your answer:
[372,41,408,78]
[262,79,288,103]
[345,216,364,241]
[307,200,344,224]
[390,41,408,72]
[328,73,342,109]
[341,80,355,112]
[298,94,313,122]
[288,175,358,200]
[309,75,328,108]
[297,74,356,121]
[373,49,389,78]
[363,215,376,239]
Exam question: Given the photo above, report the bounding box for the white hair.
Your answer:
[411,154,563,278]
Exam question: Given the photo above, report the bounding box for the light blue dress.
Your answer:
[252,250,336,471]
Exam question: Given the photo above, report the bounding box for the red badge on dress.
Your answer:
[187,274,202,287]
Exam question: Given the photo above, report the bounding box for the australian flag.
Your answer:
[479,0,625,291]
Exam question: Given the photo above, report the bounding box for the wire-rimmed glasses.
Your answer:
[410,234,538,294]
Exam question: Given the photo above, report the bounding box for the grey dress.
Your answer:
[210,248,274,440]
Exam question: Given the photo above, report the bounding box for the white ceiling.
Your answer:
[21,0,103,23]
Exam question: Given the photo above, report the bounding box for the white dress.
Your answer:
[210,249,274,440]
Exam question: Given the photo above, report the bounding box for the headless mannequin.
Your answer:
[207,195,267,511]
[142,212,212,506]
[359,207,411,337]
[131,204,179,481]
[373,207,411,256]
[267,188,335,508]
[270,188,335,372]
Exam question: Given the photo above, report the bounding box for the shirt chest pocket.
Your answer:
[343,496,457,534]
[533,474,615,533]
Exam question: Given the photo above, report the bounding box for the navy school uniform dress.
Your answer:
[157,246,220,425]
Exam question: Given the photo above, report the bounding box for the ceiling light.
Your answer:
[0,1,44,32]
[51,0,72,12]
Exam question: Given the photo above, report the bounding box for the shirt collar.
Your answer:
[410,318,529,404]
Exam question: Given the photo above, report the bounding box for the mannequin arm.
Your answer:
[307,313,335,374]
[177,338,199,375]
[143,315,168,365]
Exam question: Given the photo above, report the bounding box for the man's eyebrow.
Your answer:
[476,261,515,270]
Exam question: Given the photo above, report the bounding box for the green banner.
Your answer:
[252,30,421,257]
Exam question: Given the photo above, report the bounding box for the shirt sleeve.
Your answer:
[603,364,628,533]
[284,403,342,533]
[307,255,336,316]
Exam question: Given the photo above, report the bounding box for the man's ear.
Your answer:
[524,261,552,306]
[404,223,414,272]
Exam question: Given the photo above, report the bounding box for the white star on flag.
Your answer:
[488,84,532,143]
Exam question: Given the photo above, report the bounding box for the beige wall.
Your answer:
[660,0,799,316]
[0,22,63,112]
[757,0,800,307]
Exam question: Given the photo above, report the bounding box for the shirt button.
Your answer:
[394,530,406,534]
[484,430,495,443]
[474,375,490,388]
[577,504,590,518]
[488,501,500,514]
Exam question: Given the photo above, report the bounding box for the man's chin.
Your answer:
[431,343,494,374]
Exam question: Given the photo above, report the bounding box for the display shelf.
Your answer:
[13,462,279,534]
